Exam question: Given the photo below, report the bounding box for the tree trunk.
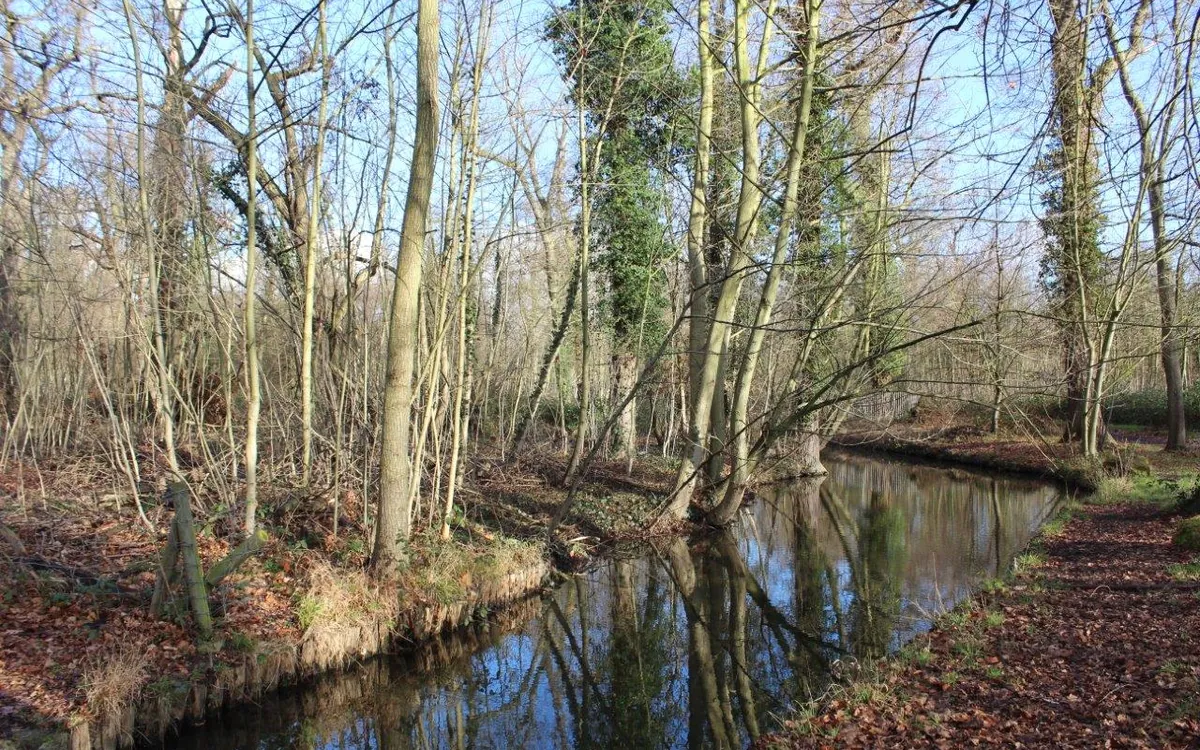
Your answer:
[685,0,715,415]
[372,0,439,574]
[669,0,765,516]
[242,0,262,535]
[0,246,17,420]
[711,0,819,525]
[1157,258,1186,450]
[612,353,638,459]
[170,482,213,639]
[792,424,827,477]
[300,0,330,485]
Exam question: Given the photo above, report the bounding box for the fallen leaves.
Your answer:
[761,502,1200,749]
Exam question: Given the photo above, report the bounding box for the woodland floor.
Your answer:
[761,500,1200,749]
[0,449,677,745]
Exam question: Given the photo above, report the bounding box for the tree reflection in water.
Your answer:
[163,455,1061,750]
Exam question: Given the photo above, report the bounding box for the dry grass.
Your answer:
[406,535,544,605]
[81,646,149,719]
[296,560,398,636]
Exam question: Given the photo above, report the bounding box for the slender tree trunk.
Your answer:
[443,4,491,538]
[1102,0,1187,450]
[371,0,439,573]
[241,0,262,535]
[669,0,766,516]
[124,0,180,475]
[565,59,595,482]
[710,0,819,525]
[1155,248,1186,450]
[686,0,715,414]
[300,0,330,484]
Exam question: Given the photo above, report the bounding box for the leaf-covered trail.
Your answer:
[765,503,1200,748]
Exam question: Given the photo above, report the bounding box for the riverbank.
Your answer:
[833,423,1200,491]
[761,483,1200,747]
[0,450,678,749]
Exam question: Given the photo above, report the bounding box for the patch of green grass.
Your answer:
[980,578,1008,594]
[943,609,971,629]
[942,670,960,686]
[228,631,255,652]
[1040,509,1074,538]
[952,640,982,664]
[1012,551,1046,574]
[1167,558,1200,581]
[983,611,1006,629]
[144,676,183,698]
[1095,474,1184,507]
[899,645,933,667]
[1175,517,1200,552]
[1159,659,1186,677]
[47,591,72,607]
[984,665,1006,681]
[296,596,323,630]
[851,682,887,705]
[1164,694,1200,726]
[429,576,466,605]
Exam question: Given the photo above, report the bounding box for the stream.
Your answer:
[162,453,1063,749]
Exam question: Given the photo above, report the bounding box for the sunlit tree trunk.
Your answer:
[372,0,439,573]
[443,2,492,538]
[300,0,330,484]
[711,0,819,525]
[685,0,715,425]
[242,0,262,534]
[565,32,596,482]
[669,0,772,516]
[1102,0,1185,450]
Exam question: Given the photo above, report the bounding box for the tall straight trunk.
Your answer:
[1102,2,1185,449]
[371,0,439,573]
[685,0,716,414]
[155,0,191,440]
[123,0,180,475]
[710,0,819,525]
[443,3,491,539]
[565,45,595,482]
[1047,0,1106,454]
[241,0,262,534]
[669,0,769,516]
[1154,235,1186,450]
[300,0,330,484]
[612,353,638,459]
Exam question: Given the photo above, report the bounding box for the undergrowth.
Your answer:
[296,560,396,634]
[81,646,149,719]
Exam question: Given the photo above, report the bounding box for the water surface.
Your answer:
[164,454,1062,749]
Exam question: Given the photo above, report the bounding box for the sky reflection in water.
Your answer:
[164,454,1062,750]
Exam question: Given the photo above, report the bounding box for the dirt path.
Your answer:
[764,503,1200,749]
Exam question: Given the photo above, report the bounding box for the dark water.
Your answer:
[164,454,1062,749]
